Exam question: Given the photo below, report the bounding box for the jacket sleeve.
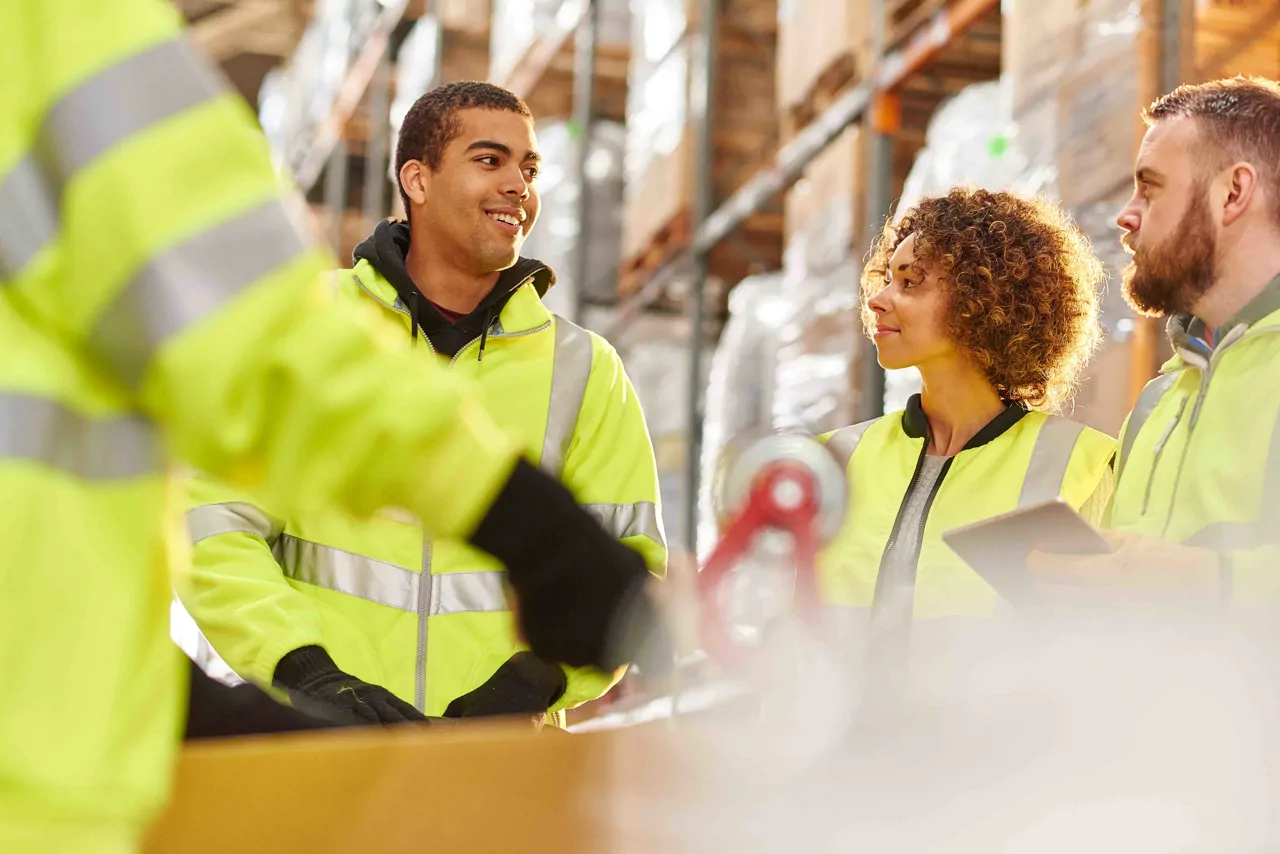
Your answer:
[550,329,668,712]
[179,476,329,686]
[7,1,518,541]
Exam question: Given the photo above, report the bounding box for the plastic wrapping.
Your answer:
[896,81,1022,216]
[695,274,789,558]
[390,16,443,176]
[489,0,561,84]
[1000,0,1145,430]
[772,249,862,436]
[772,123,864,439]
[621,316,713,553]
[256,0,402,174]
[490,0,632,84]
[623,0,690,188]
[518,120,628,318]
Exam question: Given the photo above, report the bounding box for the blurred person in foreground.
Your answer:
[816,187,1115,663]
[1029,77,1280,609]
[1,3,661,852]
[181,82,665,730]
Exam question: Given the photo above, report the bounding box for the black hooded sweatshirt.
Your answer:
[353,219,555,359]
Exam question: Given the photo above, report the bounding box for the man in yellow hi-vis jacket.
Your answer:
[182,82,666,727]
[1,5,660,852]
[1030,78,1280,608]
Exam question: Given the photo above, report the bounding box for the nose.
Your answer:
[500,166,531,201]
[866,284,891,316]
[1116,195,1140,235]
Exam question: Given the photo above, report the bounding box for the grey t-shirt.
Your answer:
[871,453,948,634]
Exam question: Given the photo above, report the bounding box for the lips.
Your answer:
[873,326,900,339]
[485,208,525,236]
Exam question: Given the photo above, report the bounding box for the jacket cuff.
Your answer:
[272,645,339,688]
[468,458,566,569]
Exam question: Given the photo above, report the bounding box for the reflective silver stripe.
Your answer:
[89,198,310,387]
[38,39,223,181]
[274,535,508,615]
[1118,372,1180,482]
[1017,416,1086,508]
[0,39,224,281]
[0,155,57,279]
[583,501,666,547]
[539,315,594,477]
[825,419,878,470]
[187,502,282,545]
[0,392,157,478]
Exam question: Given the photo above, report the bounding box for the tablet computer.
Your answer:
[941,498,1112,606]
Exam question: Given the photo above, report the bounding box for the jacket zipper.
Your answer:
[414,533,433,712]
[351,272,550,360]
[868,440,954,660]
[1154,324,1259,538]
[1141,397,1188,517]
[351,270,551,709]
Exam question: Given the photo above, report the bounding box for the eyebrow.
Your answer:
[465,140,541,162]
[896,262,913,272]
[1136,166,1163,183]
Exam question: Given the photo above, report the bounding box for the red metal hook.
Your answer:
[697,458,825,666]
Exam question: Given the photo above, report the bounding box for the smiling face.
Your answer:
[864,232,958,371]
[400,107,541,274]
[1116,116,1218,317]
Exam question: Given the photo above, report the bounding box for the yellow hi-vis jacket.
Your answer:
[818,396,1115,619]
[1,4,529,852]
[1108,273,1280,606]
[181,259,667,721]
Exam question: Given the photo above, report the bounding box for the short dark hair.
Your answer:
[394,81,532,216]
[1144,76,1280,224]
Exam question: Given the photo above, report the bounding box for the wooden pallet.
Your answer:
[887,0,949,51]
[618,208,693,298]
[781,51,859,143]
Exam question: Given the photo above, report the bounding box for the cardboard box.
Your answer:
[777,0,873,112]
[784,124,865,249]
[1003,0,1083,117]
[621,129,693,261]
[1055,40,1141,210]
[436,0,491,34]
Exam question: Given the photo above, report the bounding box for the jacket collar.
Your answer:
[351,257,552,336]
[900,393,1028,451]
[1166,271,1280,368]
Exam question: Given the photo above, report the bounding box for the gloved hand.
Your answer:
[185,657,359,740]
[273,645,427,725]
[468,459,670,673]
[443,652,567,719]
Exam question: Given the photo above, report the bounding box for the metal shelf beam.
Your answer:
[612,0,1000,327]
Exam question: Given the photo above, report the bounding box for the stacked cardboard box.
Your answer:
[776,0,873,136]
[619,0,783,297]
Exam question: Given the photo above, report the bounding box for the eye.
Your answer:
[477,155,500,167]
[523,165,540,180]
[902,278,919,289]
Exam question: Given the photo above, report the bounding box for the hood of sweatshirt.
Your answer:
[353,218,555,358]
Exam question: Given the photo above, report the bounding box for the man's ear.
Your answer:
[399,159,429,209]
[1221,161,1259,228]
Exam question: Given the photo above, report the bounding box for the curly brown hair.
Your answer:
[862,187,1104,412]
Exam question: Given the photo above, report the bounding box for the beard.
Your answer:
[1122,184,1218,317]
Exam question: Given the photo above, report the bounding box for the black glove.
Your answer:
[184,657,358,740]
[273,646,427,726]
[468,459,669,673]
[443,652,568,719]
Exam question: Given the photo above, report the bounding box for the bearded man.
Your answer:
[1029,76,1280,611]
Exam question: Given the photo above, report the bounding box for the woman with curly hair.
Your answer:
[818,187,1115,650]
